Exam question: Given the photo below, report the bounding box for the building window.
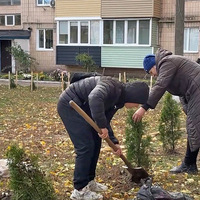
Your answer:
[37,29,53,50]
[70,22,78,43]
[0,14,21,26]
[0,0,21,5]
[90,21,100,44]
[6,15,14,26]
[139,20,150,44]
[59,21,68,44]
[58,20,100,45]
[81,21,88,43]
[184,28,199,52]
[13,0,20,5]
[127,21,136,44]
[116,21,124,44]
[103,19,150,45]
[104,20,113,44]
[15,14,21,25]
[37,0,50,6]
[58,19,150,46]
[0,16,5,26]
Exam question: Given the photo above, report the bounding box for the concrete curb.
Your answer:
[0,79,62,87]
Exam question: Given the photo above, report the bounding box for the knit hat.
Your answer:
[124,82,149,104]
[143,54,156,74]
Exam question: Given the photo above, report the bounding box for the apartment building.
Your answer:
[0,0,57,73]
[55,0,161,75]
[0,0,200,75]
[160,0,200,62]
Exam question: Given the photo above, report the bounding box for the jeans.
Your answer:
[57,99,102,190]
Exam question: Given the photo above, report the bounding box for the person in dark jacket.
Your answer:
[57,74,149,200]
[133,48,200,175]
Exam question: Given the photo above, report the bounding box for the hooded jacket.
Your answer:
[143,48,200,151]
[60,75,148,128]
[59,75,148,144]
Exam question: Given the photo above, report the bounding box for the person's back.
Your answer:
[155,49,200,97]
[60,76,123,110]
[60,76,100,106]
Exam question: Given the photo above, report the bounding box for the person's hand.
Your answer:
[132,107,146,122]
[99,128,108,139]
[113,144,122,156]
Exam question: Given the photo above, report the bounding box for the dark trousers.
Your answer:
[57,100,101,190]
[184,141,199,165]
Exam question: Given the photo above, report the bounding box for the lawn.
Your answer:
[0,85,200,199]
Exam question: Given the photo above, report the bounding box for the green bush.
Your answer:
[158,92,183,152]
[0,73,9,79]
[38,74,46,81]
[10,77,17,89]
[6,44,38,73]
[6,145,57,200]
[76,53,98,72]
[38,72,52,81]
[125,109,151,168]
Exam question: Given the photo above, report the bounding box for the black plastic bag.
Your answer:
[136,178,193,200]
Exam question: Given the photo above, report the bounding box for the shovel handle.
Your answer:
[69,100,133,169]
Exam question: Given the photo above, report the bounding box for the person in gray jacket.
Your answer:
[57,74,149,200]
[133,48,200,175]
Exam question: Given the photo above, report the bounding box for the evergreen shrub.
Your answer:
[158,92,183,152]
[6,145,57,200]
[125,109,151,168]
[76,53,98,72]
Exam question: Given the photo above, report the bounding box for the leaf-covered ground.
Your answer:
[0,85,200,200]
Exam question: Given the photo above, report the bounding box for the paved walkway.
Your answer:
[0,79,62,87]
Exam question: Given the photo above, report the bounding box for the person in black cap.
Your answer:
[57,74,149,200]
[133,48,200,175]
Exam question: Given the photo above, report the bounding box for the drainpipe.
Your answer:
[0,40,1,73]
[175,0,185,55]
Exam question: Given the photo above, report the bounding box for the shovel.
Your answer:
[69,100,149,183]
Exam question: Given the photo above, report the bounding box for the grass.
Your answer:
[0,85,200,199]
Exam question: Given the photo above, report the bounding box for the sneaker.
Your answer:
[170,162,198,174]
[88,180,108,192]
[70,185,103,200]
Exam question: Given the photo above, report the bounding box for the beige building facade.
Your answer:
[0,0,200,74]
[0,0,59,73]
[22,0,57,72]
[55,0,160,76]
[160,0,200,62]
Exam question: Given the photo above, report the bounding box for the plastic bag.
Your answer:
[136,178,193,200]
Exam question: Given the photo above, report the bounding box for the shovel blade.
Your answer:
[127,167,149,183]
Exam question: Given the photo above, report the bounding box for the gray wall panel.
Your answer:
[56,46,101,66]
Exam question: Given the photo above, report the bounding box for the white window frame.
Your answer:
[184,27,199,53]
[11,0,21,5]
[57,19,101,46]
[114,20,126,45]
[37,0,50,6]
[103,19,151,46]
[5,15,14,26]
[69,21,79,44]
[1,14,20,26]
[56,18,151,47]
[59,21,68,44]
[0,0,21,5]
[36,29,53,51]
[80,21,89,44]
[0,15,5,26]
